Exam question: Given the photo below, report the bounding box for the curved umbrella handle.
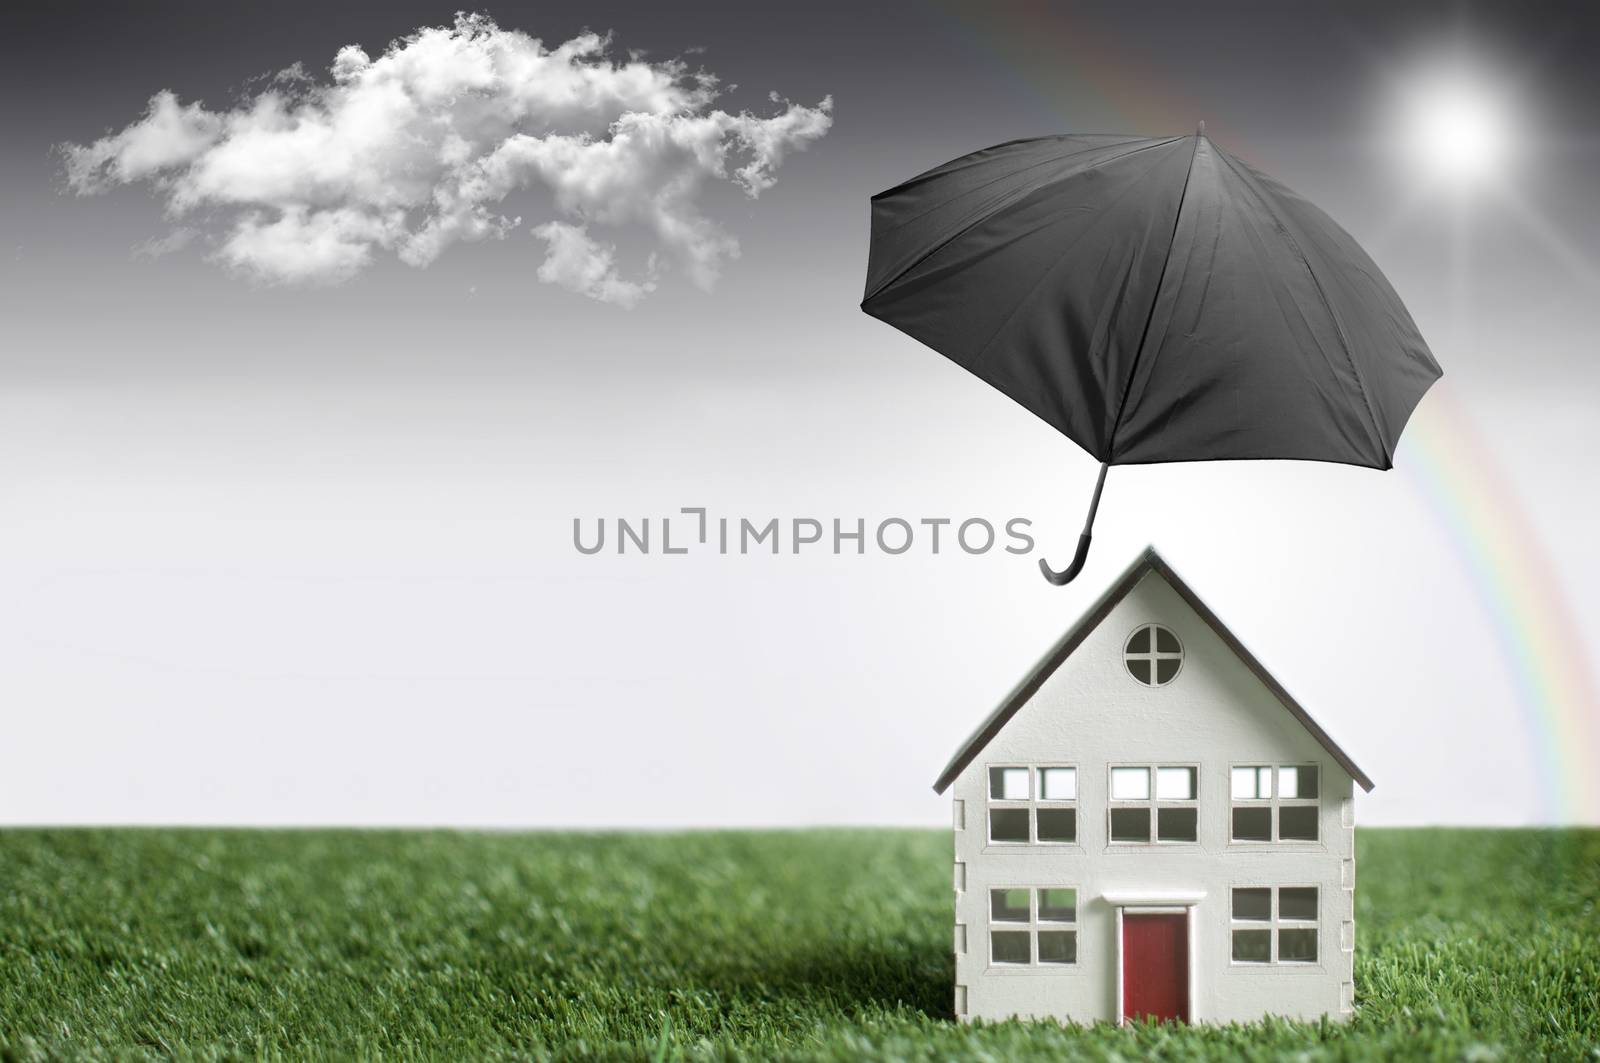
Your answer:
[1039,532,1094,585]
[1038,462,1109,586]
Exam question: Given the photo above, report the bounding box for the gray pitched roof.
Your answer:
[932,546,1375,794]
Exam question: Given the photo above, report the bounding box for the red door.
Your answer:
[1122,912,1188,1024]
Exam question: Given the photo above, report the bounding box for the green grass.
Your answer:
[0,829,1595,1060]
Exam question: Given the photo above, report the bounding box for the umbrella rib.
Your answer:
[959,142,1197,437]
[1106,132,1205,460]
[1214,149,1391,466]
[862,138,1184,305]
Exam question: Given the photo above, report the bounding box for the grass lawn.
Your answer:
[0,828,1595,1060]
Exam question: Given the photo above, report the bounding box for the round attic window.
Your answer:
[1124,624,1183,686]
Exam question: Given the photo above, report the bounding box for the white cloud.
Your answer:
[132,227,198,260]
[60,13,832,302]
[63,91,222,191]
[217,207,407,285]
[532,222,655,307]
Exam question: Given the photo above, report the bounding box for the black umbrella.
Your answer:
[862,125,1441,584]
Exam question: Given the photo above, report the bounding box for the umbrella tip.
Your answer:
[1197,120,1206,137]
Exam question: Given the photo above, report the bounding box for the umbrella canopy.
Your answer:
[862,127,1442,583]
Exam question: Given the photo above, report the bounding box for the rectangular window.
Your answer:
[990,766,1030,801]
[1039,767,1076,800]
[1038,930,1077,964]
[989,808,1029,843]
[1279,765,1319,799]
[1035,766,1077,844]
[1036,808,1077,843]
[1231,928,1271,962]
[988,763,1030,844]
[1279,886,1318,921]
[1278,928,1318,962]
[1110,807,1150,842]
[1230,764,1320,843]
[1231,886,1319,964]
[988,887,1078,968]
[991,888,1030,923]
[1231,887,1271,922]
[1232,807,1272,842]
[1037,888,1076,922]
[1110,766,1150,800]
[1279,764,1319,841]
[1156,766,1195,800]
[1278,805,1319,841]
[1157,806,1198,842]
[991,930,1030,964]
[986,763,1077,844]
[1231,765,1272,800]
[1109,763,1198,844]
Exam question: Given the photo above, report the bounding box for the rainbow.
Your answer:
[930,0,1600,822]
[1400,388,1600,820]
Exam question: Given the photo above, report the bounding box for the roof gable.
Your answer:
[932,546,1374,794]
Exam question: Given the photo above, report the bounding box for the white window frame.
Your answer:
[985,763,1079,846]
[987,885,1080,970]
[986,764,1031,845]
[1229,885,1321,966]
[1228,763,1321,844]
[1034,764,1079,844]
[1107,763,1199,846]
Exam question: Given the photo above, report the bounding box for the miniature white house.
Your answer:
[935,547,1370,1025]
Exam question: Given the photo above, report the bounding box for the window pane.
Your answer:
[1036,808,1076,843]
[1110,807,1151,842]
[1280,765,1318,799]
[1156,766,1195,800]
[1111,767,1150,800]
[1127,627,1151,653]
[1157,807,1197,842]
[991,930,1030,964]
[1279,805,1319,841]
[1039,767,1076,801]
[1155,627,1181,653]
[1156,658,1181,684]
[1280,887,1318,921]
[1127,659,1152,684]
[990,888,1030,922]
[1279,928,1318,963]
[990,767,1029,800]
[1232,806,1272,842]
[989,809,1029,843]
[1232,887,1271,921]
[1232,766,1266,800]
[1232,928,1271,963]
[1258,767,1273,797]
[1038,888,1076,922]
[1038,930,1076,964]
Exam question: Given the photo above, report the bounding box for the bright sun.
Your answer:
[1401,71,1513,187]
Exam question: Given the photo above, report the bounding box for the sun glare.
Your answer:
[1399,69,1513,187]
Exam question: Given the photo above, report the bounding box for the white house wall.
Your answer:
[950,569,1357,1025]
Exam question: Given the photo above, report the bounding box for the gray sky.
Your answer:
[2,0,1597,826]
